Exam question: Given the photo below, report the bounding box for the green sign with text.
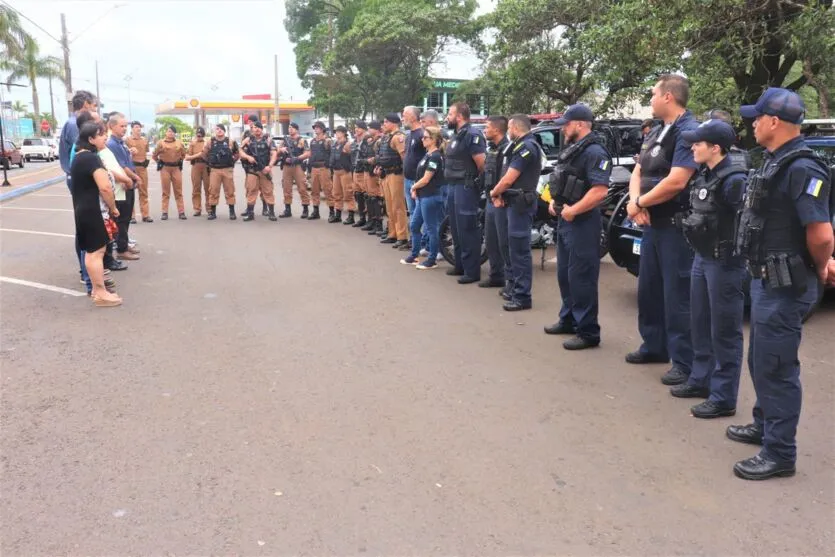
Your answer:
[432,79,464,90]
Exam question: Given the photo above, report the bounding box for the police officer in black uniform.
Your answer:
[625,74,701,385]
[544,104,611,350]
[674,119,748,415]
[489,114,542,311]
[480,116,511,291]
[728,88,833,480]
[445,102,487,284]
[351,121,369,228]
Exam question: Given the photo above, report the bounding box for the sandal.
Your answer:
[92,294,122,307]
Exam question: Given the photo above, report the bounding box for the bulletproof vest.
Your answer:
[681,163,746,258]
[376,131,404,169]
[351,138,362,169]
[329,140,351,171]
[445,125,480,184]
[285,136,305,156]
[357,136,374,171]
[548,133,608,204]
[728,146,752,171]
[484,138,508,190]
[208,137,234,168]
[639,123,689,221]
[735,146,827,265]
[501,134,541,192]
[309,138,331,166]
[245,136,273,172]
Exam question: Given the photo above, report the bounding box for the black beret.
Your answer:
[312,121,326,131]
[253,121,264,129]
[384,112,401,124]
[354,121,368,130]
[368,120,382,130]
[216,123,226,132]
[334,125,347,134]
[289,122,300,130]
[167,125,177,133]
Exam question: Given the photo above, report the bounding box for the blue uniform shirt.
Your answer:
[575,142,612,187]
[106,135,136,172]
[768,136,831,226]
[506,133,542,191]
[671,111,700,171]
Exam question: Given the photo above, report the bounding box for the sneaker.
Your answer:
[416,260,438,270]
[400,255,419,265]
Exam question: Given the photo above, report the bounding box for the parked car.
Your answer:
[1,139,24,170]
[21,137,56,162]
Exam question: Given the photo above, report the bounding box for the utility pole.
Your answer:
[327,13,335,131]
[95,60,101,109]
[273,54,281,136]
[48,75,56,133]
[60,14,73,115]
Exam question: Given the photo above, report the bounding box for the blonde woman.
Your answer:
[401,126,445,269]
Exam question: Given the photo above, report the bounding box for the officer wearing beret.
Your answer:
[363,121,386,236]
[626,74,700,386]
[185,126,209,217]
[489,114,542,310]
[728,88,833,480]
[152,125,187,220]
[445,102,487,283]
[544,104,611,349]
[278,122,310,218]
[376,113,410,250]
[350,121,369,228]
[675,120,748,416]
[309,121,334,221]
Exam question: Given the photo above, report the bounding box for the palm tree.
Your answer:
[3,36,65,118]
[11,100,27,117]
[0,5,28,60]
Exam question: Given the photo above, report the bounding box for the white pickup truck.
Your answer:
[20,137,56,162]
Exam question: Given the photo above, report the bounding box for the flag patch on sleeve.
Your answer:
[806,177,823,197]
[599,159,610,170]
[520,149,530,158]
[428,161,437,169]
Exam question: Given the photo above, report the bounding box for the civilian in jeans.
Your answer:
[402,106,427,248]
[420,109,449,222]
[105,112,141,260]
[401,126,445,270]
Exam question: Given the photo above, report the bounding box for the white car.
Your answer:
[20,137,56,162]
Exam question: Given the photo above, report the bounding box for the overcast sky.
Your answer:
[2,0,492,127]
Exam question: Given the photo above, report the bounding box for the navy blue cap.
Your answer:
[740,87,805,124]
[681,119,737,151]
[554,104,595,126]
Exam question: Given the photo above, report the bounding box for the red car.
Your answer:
[1,139,24,170]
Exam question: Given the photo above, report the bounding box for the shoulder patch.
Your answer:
[598,158,610,171]
[806,176,825,197]
[428,161,438,170]
[520,149,530,158]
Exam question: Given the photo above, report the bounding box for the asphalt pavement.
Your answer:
[1,164,833,555]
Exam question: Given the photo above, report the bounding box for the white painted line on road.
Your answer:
[0,206,73,212]
[0,276,87,297]
[0,228,74,238]
[29,193,71,198]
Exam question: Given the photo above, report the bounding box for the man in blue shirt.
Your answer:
[106,112,142,260]
[402,105,428,250]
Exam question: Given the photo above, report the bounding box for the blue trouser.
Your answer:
[749,271,817,464]
[484,201,509,283]
[637,225,694,371]
[506,196,535,305]
[556,210,602,342]
[409,193,443,263]
[405,178,429,248]
[67,175,91,293]
[450,183,482,279]
[687,254,746,407]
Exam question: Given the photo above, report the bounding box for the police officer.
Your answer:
[489,114,542,310]
[151,125,187,220]
[278,122,310,218]
[329,126,355,224]
[544,104,611,349]
[673,119,748,415]
[445,102,487,283]
[125,121,151,223]
[185,126,210,217]
[351,121,369,228]
[625,74,700,385]
[703,109,752,169]
[239,121,278,221]
[242,115,269,216]
[308,121,333,221]
[480,116,510,291]
[362,121,385,236]
[728,88,833,480]
[376,114,409,249]
[201,124,239,221]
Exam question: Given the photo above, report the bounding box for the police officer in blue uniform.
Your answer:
[543,104,611,350]
[444,102,487,284]
[625,75,700,385]
[480,116,511,291]
[728,88,833,480]
[675,119,748,416]
[489,114,542,311]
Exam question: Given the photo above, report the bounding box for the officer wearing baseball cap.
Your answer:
[673,119,748,419]
[728,87,833,480]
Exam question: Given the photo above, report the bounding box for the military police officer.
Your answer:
[480,116,511,291]
[544,104,611,349]
[728,88,833,480]
[308,122,334,221]
[351,121,369,228]
[362,121,385,236]
[625,74,700,385]
[376,114,409,250]
[675,119,748,416]
[201,124,239,221]
[125,121,151,223]
[278,123,310,218]
[152,125,187,221]
[185,126,210,217]
[239,121,278,221]
[329,125,355,224]
[489,114,542,311]
[445,102,487,283]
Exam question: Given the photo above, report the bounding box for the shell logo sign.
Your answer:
[188,98,200,109]
[231,114,241,123]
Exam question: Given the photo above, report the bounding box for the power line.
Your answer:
[0,1,62,45]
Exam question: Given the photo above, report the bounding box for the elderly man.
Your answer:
[106,112,143,260]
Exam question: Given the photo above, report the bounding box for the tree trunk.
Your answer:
[48,75,56,126]
[802,58,831,118]
[30,79,40,119]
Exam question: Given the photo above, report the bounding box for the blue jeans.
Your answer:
[405,178,429,248]
[68,176,91,293]
[410,193,443,263]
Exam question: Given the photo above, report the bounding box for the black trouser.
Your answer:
[115,189,135,253]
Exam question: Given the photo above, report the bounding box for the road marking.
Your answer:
[0,206,73,212]
[30,193,71,198]
[0,228,74,238]
[15,166,60,181]
[0,276,86,297]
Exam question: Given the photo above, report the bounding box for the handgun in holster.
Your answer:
[156,160,164,171]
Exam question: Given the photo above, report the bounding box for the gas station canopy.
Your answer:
[155,96,314,128]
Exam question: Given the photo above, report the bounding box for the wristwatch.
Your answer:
[635,195,643,209]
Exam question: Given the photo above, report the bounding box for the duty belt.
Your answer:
[133,160,149,167]
[650,212,686,229]
[162,161,181,167]
[191,158,206,165]
[310,162,327,168]
[382,166,403,175]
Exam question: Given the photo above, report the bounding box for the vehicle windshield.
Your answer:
[23,139,42,146]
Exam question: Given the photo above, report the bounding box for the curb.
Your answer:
[0,175,66,202]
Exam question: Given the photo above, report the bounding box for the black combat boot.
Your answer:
[228,205,237,220]
[309,206,321,220]
[242,204,256,221]
[267,204,278,221]
[353,193,367,227]
[361,198,376,231]
[261,200,269,216]
[300,205,309,219]
[207,205,217,220]
[329,209,341,224]
[343,210,355,225]
[278,204,292,218]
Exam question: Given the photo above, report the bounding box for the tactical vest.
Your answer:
[208,137,235,168]
[548,133,608,204]
[445,125,479,184]
[376,131,404,170]
[244,136,273,174]
[681,163,747,258]
[351,138,362,170]
[501,135,541,192]
[285,136,305,157]
[736,146,828,267]
[357,136,375,172]
[329,140,351,171]
[484,138,509,191]
[639,123,689,222]
[309,138,330,167]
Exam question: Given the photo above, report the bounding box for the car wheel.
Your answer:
[18,157,24,168]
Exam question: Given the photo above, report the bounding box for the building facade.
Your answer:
[422,78,490,118]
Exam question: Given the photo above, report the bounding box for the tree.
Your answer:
[11,100,27,117]
[154,116,193,134]
[2,35,64,119]
[0,5,28,60]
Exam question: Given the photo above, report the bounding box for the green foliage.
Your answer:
[2,35,64,118]
[0,5,27,60]
[154,117,193,135]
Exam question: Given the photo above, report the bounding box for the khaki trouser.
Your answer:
[383,173,408,240]
[208,167,236,206]
[191,162,210,212]
[245,172,276,205]
[310,166,333,207]
[133,165,149,219]
[160,166,185,214]
[332,169,355,211]
[365,172,382,197]
[282,164,309,205]
[353,171,366,195]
